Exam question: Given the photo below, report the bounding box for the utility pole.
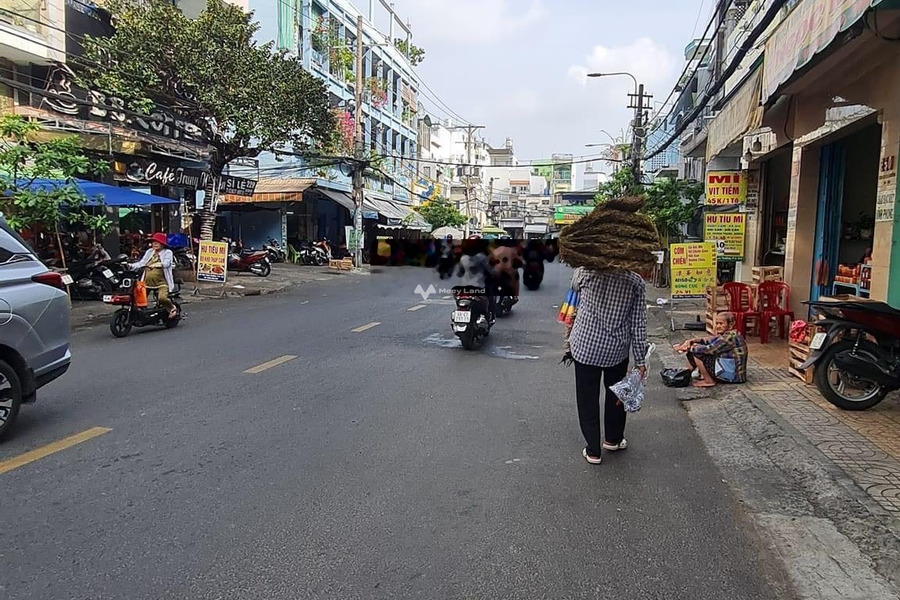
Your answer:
[447,124,484,237]
[628,84,652,186]
[352,14,364,267]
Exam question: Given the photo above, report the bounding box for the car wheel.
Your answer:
[0,359,23,441]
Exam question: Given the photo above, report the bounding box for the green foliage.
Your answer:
[0,115,111,236]
[416,197,466,229]
[594,167,643,205]
[79,0,335,175]
[394,39,425,66]
[642,178,703,238]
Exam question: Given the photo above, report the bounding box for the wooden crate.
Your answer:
[330,258,353,270]
[788,322,822,384]
[752,266,783,285]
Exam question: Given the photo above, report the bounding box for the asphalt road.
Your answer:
[0,263,787,600]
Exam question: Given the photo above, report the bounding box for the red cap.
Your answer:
[150,232,168,246]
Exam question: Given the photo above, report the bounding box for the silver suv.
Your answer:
[0,217,71,439]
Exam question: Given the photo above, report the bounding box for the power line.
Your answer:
[643,0,788,160]
[647,0,729,127]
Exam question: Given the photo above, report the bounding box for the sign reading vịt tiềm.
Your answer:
[705,171,747,205]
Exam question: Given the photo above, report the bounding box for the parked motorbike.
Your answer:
[451,286,494,350]
[228,241,271,276]
[801,300,900,410]
[298,240,328,266]
[103,267,184,338]
[263,237,287,263]
[65,246,126,301]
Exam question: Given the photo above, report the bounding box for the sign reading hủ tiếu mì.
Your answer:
[704,213,746,262]
[197,241,229,283]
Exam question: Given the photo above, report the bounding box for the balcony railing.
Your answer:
[0,0,41,35]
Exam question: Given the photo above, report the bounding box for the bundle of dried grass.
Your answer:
[558,196,661,272]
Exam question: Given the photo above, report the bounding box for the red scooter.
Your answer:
[227,240,271,277]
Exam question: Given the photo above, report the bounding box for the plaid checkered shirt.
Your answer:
[567,268,649,368]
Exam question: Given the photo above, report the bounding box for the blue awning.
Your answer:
[12,178,179,206]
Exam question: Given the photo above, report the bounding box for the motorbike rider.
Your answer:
[457,236,498,324]
[490,237,522,300]
[130,232,177,319]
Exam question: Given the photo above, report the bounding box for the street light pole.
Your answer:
[587,71,651,186]
[448,124,485,237]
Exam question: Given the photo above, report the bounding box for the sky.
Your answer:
[354,0,709,177]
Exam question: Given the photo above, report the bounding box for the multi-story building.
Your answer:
[2,0,217,254]
[219,0,428,250]
[673,0,900,318]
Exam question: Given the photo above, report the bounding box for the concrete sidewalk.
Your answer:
[70,263,365,330]
[658,328,900,599]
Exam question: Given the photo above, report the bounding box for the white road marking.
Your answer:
[351,321,381,333]
[408,304,427,312]
[244,355,297,374]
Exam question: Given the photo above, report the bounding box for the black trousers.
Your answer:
[574,358,629,457]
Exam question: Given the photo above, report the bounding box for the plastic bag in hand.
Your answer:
[610,370,645,413]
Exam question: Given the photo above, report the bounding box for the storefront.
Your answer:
[809,119,881,300]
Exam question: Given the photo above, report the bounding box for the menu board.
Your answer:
[670,242,716,298]
[704,213,746,262]
[197,241,228,283]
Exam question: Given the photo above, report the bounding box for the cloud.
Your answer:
[396,0,545,44]
[568,37,676,91]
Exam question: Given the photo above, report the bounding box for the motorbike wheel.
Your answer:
[110,309,133,338]
[315,254,327,266]
[253,262,271,277]
[0,359,23,441]
[814,339,887,411]
[164,301,183,329]
[459,322,477,350]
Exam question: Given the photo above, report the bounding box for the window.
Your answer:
[423,166,432,179]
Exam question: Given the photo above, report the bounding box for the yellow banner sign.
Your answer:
[197,241,228,283]
[704,213,746,262]
[705,171,748,205]
[670,242,717,298]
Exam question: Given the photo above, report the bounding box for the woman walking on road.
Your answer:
[564,268,649,464]
[558,196,661,465]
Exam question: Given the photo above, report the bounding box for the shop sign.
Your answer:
[197,241,228,283]
[115,159,208,190]
[670,242,717,299]
[553,205,594,225]
[745,169,761,209]
[704,213,746,262]
[362,211,379,220]
[876,152,897,222]
[219,175,257,197]
[345,226,362,251]
[762,0,881,103]
[705,171,747,205]
[39,63,204,144]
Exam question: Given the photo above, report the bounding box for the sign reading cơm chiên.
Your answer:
[670,242,717,299]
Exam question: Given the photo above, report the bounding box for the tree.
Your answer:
[0,115,111,263]
[416,197,466,229]
[79,0,336,239]
[643,177,703,241]
[594,166,643,205]
[394,39,425,66]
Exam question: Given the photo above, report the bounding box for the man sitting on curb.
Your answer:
[674,311,748,388]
